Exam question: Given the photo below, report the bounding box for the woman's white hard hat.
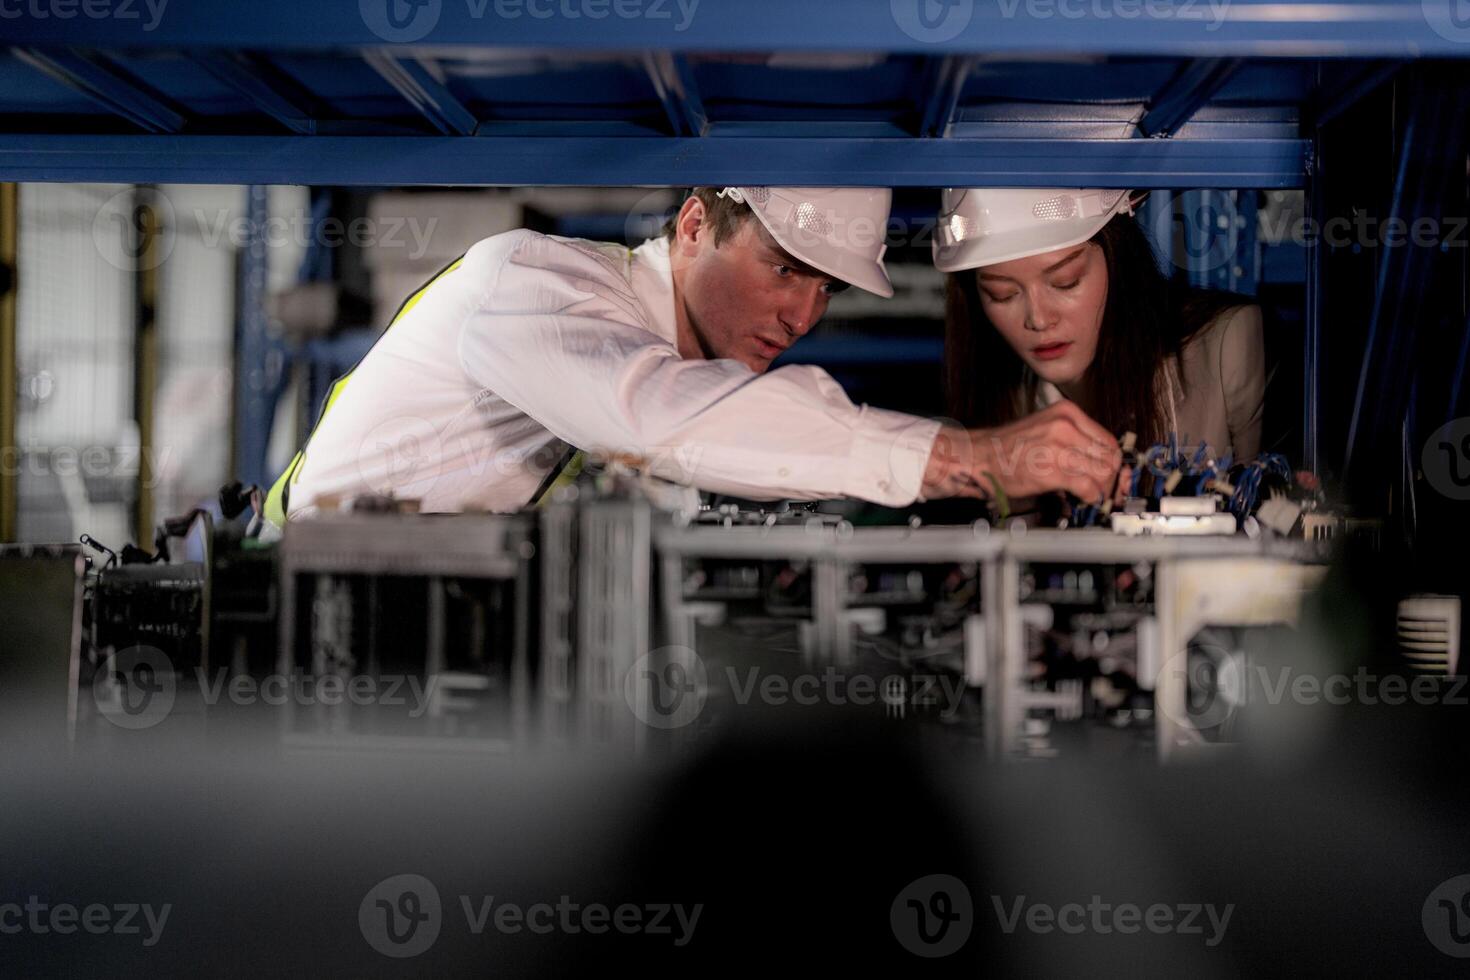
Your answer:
[719,186,894,298]
[932,187,1140,272]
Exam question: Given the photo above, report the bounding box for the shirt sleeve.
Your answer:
[455,231,941,506]
[1218,304,1266,460]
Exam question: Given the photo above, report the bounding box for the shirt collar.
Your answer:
[631,236,679,347]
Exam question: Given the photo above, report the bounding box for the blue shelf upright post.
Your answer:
[234,185,273,490]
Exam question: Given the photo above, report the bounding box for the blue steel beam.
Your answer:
[0,135,1310,187]
[12,48,186,134]
[362,51,478,136]
[0,1,1463,57]
[917,56,970,138]
[1344,87,1418,475]
[642,52,707,137]
[1139,58,1242,138]
[1302,135,1322,475]
[188,52,318,135]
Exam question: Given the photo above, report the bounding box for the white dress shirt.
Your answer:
[284,230,941,518]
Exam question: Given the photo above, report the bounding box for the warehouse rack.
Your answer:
[0,0,1465,538]
[0,2,1460,186]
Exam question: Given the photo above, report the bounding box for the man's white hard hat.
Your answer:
[719,186,894,298]
[932,187,1139,273]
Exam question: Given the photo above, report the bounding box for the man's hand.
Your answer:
[920,401,1123,504]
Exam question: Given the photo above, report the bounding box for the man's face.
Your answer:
[674,206,849,373]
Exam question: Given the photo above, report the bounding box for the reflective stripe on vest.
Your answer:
[263,254,464,526]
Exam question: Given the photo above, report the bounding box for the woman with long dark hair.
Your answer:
[936,189,1265,486]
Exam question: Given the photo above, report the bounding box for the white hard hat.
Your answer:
[932,187,1139,273]
[719,186,893,298]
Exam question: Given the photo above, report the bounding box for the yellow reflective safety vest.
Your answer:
[262,255,581,525]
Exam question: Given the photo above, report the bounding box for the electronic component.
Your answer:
[1256,494,1303,536]
[1111,490,1234,535]
[1109,512,1237,536]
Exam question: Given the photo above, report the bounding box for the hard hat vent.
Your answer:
[946,212,976,243]
[745,187,771,205]
[795,201,833,236]
[1032,195,1079,221]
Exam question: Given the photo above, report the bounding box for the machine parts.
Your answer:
[275,510,537,751]
[52,458,1347,763]
[1108,494,1239,534]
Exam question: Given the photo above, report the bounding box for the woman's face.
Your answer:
[974,241,1109,387]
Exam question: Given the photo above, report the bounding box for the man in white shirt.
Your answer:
[264,186,1120,525]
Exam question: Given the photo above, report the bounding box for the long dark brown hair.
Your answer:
[944,213,1244,445]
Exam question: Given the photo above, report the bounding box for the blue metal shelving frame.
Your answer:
[0,0,1458,187]
[0,0,1466,56]
[0,133,1311,187]
[2,0,1460,487]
